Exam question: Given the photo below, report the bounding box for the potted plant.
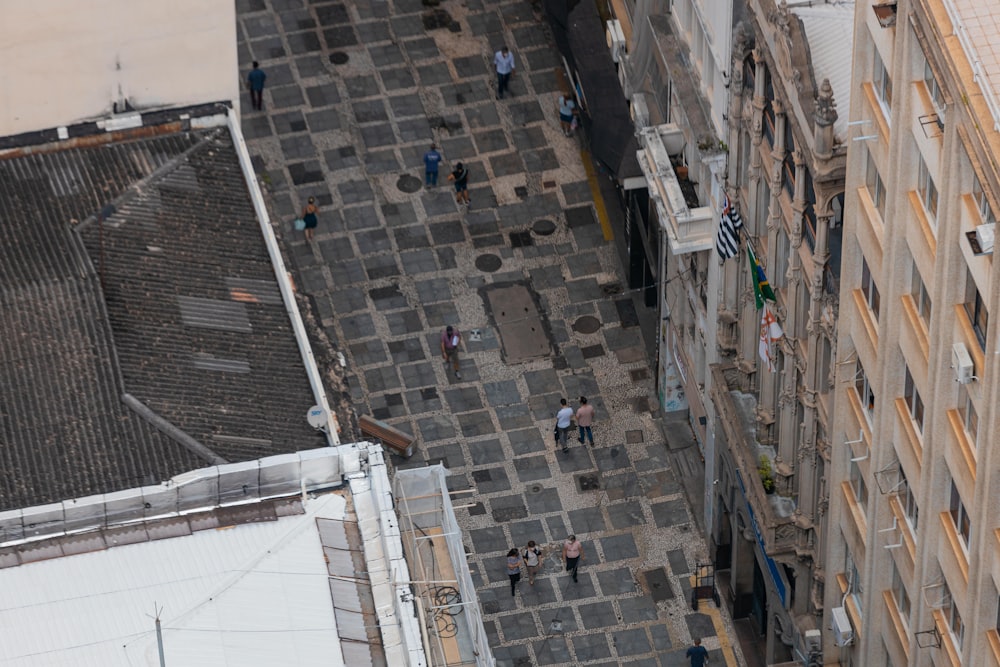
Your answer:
[758,456,776,494]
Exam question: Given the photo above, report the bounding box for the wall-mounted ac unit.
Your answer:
[606,19,626,63]
[830,606,853,646]
[803,628,821,653]
[952,342,974,384]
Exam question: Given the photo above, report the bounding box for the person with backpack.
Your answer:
[523,540,543,585]
[448,162,470,207]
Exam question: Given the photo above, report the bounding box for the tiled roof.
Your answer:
[0,128,325,510]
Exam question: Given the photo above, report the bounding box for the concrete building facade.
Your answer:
[828,0,1000,665]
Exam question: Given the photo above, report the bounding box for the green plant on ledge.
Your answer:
[758,455,776,494]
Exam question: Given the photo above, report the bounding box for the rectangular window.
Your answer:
[861,257,881,321]
[866,150,887,219]
[944,581,964,649]
[899,468,919,531]
[911,262,932,327]
[965,269,989,350]
[874,48,893,112]
[950,479,971,549]
[923,57,944,110]
[850,458,868,510]
[917,152,938,221]
[973,173,997,224]
[957,384,979,449]
[856,359,876,419]
[891,560,911,623]
[739,131,752,188]
[903,366,924,432]
[845,544,864,613]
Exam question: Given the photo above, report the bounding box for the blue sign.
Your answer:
[735,470,788,607]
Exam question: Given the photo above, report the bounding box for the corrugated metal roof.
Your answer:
[0,493,349,667]
[792,2,855,141]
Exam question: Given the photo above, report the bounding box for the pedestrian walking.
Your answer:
[423,143,442,186]
[441,325,462,379]
[576,396,595,446]
[506,548,523,596]
[247,61,266,111]
[523,540,543,585]
[686,638,710,667]
[301,196,319,242]
[556,398,574,453]
[561,535,584,583]
[493,46,515,99]
[557,92,578,136]
[447,162,470,207]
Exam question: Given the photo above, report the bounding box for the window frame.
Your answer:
[964,270,989,350]
[891,560,911,623]
[861,257,881,321]
[973,173,997,224]
[873,48,893,113]
[923,57,945,111]
[944,581,965,650]
[917,152,938,222]
[866,150,887,219]
[898,468,919,531]
[949,479,971,550]
[850,458,868,510]
[957,384,979,449]
[855,359,876,420]
[903,366,924,432]
[911,262,932,327]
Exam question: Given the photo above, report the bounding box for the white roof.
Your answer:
[791,1,855,140]
[0,493,348,667]
[949,0,1000,130]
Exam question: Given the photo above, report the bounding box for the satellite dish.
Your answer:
[306,405,329,430]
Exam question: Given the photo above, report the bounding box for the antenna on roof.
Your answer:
[152,603,167,667]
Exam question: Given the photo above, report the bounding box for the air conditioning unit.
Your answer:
[976,222,996,254]
[952,342,974,384]
[831,606,854,646]
[606,19,626,62]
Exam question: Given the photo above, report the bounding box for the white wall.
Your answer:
[0,0,238,136]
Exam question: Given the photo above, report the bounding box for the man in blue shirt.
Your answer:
[423,143,442,186]
[247,61,266,111]
[493,46,515,99]
[686,638,710,667]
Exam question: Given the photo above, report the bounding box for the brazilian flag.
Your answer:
[747,243,776,309]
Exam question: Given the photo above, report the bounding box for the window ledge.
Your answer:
[988,629,1000,667]
[852,288,880,350]
[862,82,891,142]
[845,388,874,449]
[887,494,917,564]
[894,398,925,465]
[856,186,886,251]
[900,294,930,362]
[908,190,938,255]
[841,481,869,546]
[946,408,977,482]
[933,608,963,667]
[953,304,986,375]
[882,589,912,661]
[939,510,970,584]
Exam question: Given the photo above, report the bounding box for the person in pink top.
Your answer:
[575,396,595,446]
[441,325,462,379]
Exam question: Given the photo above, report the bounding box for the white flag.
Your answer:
[759,304,783,373]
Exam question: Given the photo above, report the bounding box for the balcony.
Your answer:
[638,123,715,255]
[711,364,801,562]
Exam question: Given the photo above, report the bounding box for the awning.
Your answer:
[544,0,641,180]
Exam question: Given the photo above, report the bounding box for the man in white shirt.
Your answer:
[493,46,515,99]
[556,397,574,453]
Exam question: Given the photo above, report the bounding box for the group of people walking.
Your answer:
[555,396,595,453]
[505,536,586,596]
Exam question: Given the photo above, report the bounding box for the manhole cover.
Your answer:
[528,484,543,494]
[475,253,502,272]
[509,231,533,247]
[329,52,349,65]
[625,430,644,444]
[532,218,556,235]
[601,282,624,296]
[630,368,650,382]
[397,174,423,193]
[576,473,601,492]
[572,316,602,334]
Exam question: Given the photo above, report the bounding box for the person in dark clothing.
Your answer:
[423,143,442,186]
[247,61,266,111]
[686,638,709,667]
[302,196,319,242]
[448,162,470,207]
[506,549,523,596]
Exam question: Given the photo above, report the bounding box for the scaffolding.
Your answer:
[393,465,495,667]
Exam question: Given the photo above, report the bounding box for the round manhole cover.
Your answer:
[396,174,423,194]
[475,253,502,273]
[572,316,602,334]
[532,218,556,236]
[329,52,349,65]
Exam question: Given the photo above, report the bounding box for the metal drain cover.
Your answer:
[329,52,349,65]
[572,316,601,334]
[483,283,550,362]
[532,219,556,235]
[475,253,502,272]
[396,174,422,193]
